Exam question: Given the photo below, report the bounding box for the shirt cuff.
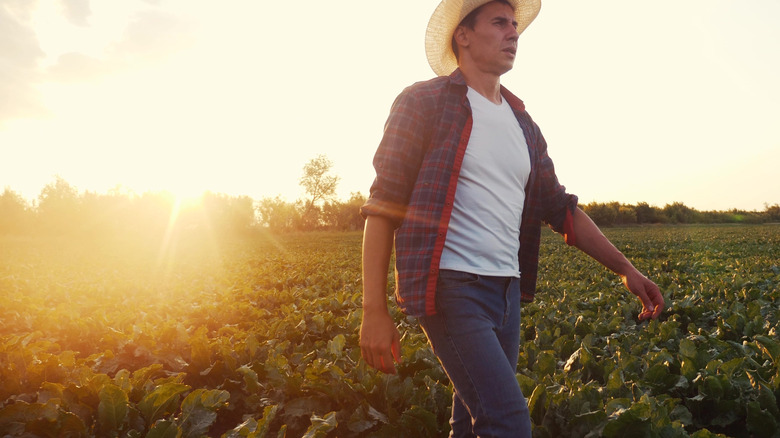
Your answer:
[564,207,577,246]
[360,198,407,228]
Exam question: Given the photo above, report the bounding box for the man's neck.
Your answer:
[459,65,503,104]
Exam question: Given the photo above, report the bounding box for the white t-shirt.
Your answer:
[439,86,531,277]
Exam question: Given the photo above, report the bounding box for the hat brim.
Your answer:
[425,0,541,76]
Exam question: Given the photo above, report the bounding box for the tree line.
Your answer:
[0,156,365,238]
[1,155,778,237]
[580,201,779,226]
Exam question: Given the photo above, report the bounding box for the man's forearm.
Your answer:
[362,215,395,312]
[571,207,635,276]
[360,214,402,373]
[570,207,665,319]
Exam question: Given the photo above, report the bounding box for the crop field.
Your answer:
[0,224,778,437]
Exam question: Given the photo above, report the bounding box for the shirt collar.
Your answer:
[500,85,526,112]
[448,68,468,86]
[448,69,526,112]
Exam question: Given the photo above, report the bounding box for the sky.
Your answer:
[1,0,778,211]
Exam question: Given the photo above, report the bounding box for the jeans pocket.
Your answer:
[437,269,481,291]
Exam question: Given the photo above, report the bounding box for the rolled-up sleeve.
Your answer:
[532,123,579,237]
[361,87,430,228]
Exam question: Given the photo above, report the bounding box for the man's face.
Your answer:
[457,1,519,76]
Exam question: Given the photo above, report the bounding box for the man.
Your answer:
[360,1,665,436]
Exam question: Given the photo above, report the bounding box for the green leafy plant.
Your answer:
[0,226,778,437]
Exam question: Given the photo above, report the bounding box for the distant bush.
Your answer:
[580,201,777,227]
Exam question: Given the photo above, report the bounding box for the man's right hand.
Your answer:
[360,215,400,374]
[359,308,402,374]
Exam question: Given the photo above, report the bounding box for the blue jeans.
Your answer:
[418,270,531,438]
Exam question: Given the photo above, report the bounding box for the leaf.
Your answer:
[669,404,693,427]
[178,389,229,436]
[38,382,65,402]
[346,401,385,434]
[602,399,652,437]
[238,365,262,393]
[535,351,557,377]
[283,397,331,419]
[347,415,375,434]
[703,376,724,400]
[748,371,779,417]
[114,369,132,393]
[257,405,280,438]
[606,369,624,392]
[302,412,338,438]
[0,400,59,426]
[680,358,698,381]
[515,373,536,396]
[57,411,89,435]
[180,411,216,437]
[137,383,191,426]
[717,357,744,377]
[225,405,279,438]
[746,401,778,437]
[189,327,212,370]
[604,398,631,416]
[754,335,780,365]
[527,384,548,425]
[397,406,438,434]
[564,348,582,373]
[246,333,261,359]
[367,404,389,424]
[570,410,607,437]
[573,315,594,337]
[328,334,346,356]
[672,375,689,391]
[131,364,165,389]
[689,429,730,438]
[98,383,129,432]
[678,338,698,359]
[628,399,652,422]
[223,418,258,438]
[146,419,182,438]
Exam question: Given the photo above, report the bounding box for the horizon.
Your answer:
[3,174,776,214]
[2,1,778,212]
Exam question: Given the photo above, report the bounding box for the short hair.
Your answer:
[451,0,514,61]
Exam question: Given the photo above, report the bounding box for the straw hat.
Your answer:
[425,0,541,76]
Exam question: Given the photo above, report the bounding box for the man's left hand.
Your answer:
[621,270,664,321]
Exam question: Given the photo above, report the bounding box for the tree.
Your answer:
[616,204,637,225]
[635,202,662,224]
[322,192,367,231]
[37,176,81,234]
[256,196,299,231]
[663,202,698,224]
[202,192,256,233]
[764,203,780,222]
[582,202,618,226]
[299,155,340,220]
[0,187,32,234]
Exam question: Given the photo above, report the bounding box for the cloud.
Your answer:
[46,9,194,83]
[59,0,91,27]
[0,3,47,123]
[108,10,194,63]
[3,3,195,123]
[46,52,107,82]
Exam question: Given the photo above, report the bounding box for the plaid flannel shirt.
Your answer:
[361,69,578,317]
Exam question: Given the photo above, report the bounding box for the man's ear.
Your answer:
[453,26,469,50]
